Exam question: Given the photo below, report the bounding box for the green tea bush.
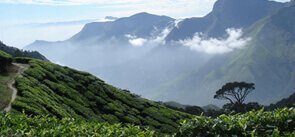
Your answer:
[0,113,156,137]
[12,59,191,134]
[175,108,295,137]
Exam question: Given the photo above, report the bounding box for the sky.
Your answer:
[0,0,290,48]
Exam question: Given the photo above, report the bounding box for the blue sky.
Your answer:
[0,0,290,48]
[0,0,218,24]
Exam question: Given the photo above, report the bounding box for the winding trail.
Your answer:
[4,63,29,112]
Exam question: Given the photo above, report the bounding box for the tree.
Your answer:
[214,82,255,106]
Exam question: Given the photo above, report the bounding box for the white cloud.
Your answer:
[179,28,251,54]
[174,19,184,29]
[128,38,147,47]
[150,26,174,45]
[126,24,173,47]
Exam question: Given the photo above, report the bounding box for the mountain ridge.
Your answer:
[165,0,285,41]
[23,0,294,106]
[159,3,295,105]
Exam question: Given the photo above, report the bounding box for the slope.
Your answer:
[70,12,174,43]
[203,3,295,104]
[268,92,295,109]
[161,3,295,106]
[26,12,174,49]
[11,58,190,133]
[0,41,47,60]
[166,0,284,41]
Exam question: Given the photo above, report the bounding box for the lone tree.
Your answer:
[214,82,255,106]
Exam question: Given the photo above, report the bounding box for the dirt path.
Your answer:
[4,63,29,112]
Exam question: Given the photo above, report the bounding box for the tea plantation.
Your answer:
[11,59,190,134]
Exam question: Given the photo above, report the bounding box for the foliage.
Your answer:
[13,57,34,64]
[0,50,12,72]
[12,59,190,134]
[0,41,47,60]
[0,50,12,59]
[214,82,255,112]
[214,82,255,104]
[222,102,263,114]
[0,113,156,137]
[175,108,295,137]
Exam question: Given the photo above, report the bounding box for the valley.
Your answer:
[0,0,294,136]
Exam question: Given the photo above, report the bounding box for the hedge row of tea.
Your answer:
[0,113,155,137]
[12,59,190,133]
[1,108,294,136]
[176,108,295,137]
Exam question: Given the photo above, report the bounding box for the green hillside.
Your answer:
[268,92,295,110]
[0,51,294,136]
[202,4,295,104]
[154,4,295,105]
[9,58,190,133]
[0,41,47,61]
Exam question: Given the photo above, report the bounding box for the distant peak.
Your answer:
[34,40,47,43]
[131,12,155,17]
[31,40,51,45]
[105,16,118,20]
[135,12,150,15]
[129,12,174,20]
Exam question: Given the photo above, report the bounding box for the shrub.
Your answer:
[175,108,295,137]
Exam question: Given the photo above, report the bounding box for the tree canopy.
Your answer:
[214,82,255,105]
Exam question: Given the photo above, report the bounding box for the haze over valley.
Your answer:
[20,0,294,106]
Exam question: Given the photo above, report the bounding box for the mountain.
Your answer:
[26,12,174,49]
[268,92,295,109]
[165,0,285,41]
[0,41,47,60]
[159,3,295,105]
[69,12,174,43]
[24,0,292,107]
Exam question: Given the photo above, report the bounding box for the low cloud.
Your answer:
[129,38,147,47]
[125,24,173,47]
[179,28,251,54]
[174,19,184,29]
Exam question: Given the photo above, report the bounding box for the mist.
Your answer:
[19,9,262,107]
[25,27,253,106]
[0,23,85,48]
[179,28,251,54]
